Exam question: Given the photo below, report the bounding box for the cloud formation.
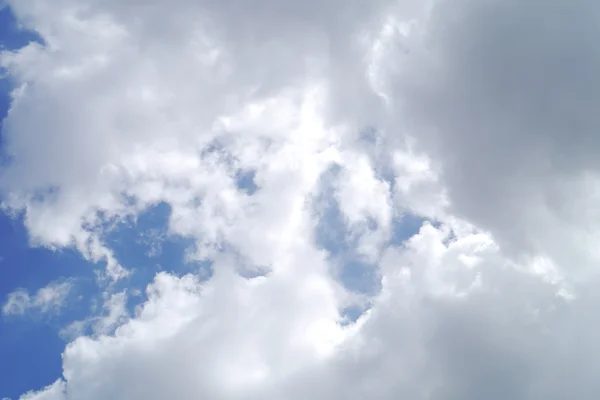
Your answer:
[394,0,600,270]
[2,0,600,399]
[3,281,72,316]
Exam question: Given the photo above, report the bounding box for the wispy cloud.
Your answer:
[3,281,72,316]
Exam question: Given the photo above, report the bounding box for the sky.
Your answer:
[2,0,600,399]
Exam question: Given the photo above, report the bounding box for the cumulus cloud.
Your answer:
[3,281,72,316]
[2,0,600,399]
[17,224,600,400]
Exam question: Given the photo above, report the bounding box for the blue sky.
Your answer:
[0,7,67,398]
[0,205,197,398]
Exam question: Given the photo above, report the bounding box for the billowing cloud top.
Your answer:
[2,0,600,399]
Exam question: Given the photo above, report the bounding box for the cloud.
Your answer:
[389,0,600,272]
[3,281,72,316]
[1,0,600,399]
[59,291,130,341]
[15,223,600,400]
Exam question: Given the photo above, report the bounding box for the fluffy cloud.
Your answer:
[18,224,600,400]
[3,0,600,399]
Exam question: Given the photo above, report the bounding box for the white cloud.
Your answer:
[3,281,72,316]
[59,291,130,341]
[2,0,600,399]
[335,150,393,260]
[16,224,600,400]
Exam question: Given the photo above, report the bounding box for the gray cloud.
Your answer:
[394,0,600,270]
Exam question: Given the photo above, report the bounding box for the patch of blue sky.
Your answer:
[201,136,261,196]
[235,169,258,195]
[104,201,211,314]
[358,128,438,246]
[0,6,43,52]
[340,305,368,325]
[390,212,429,246]
[313,163,428,322]
[0,8,78,399]
[314,192,382,295]
[0,212,103,400]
